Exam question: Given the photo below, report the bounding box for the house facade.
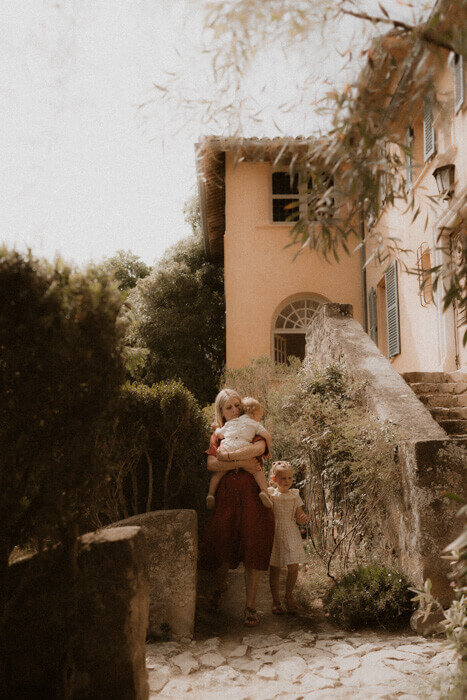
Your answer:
[196,5,466,374]
[363,23,466,373]
[196,138,364,369]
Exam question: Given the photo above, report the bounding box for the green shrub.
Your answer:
[0,249,125,571]
[325,564,414,629]
[93,380,210,525]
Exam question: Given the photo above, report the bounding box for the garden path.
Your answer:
[147,568,458,698]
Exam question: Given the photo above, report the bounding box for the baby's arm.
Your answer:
[295,506,309,525]
[255,424,272,456]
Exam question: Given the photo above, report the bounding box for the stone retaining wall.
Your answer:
[305,304,465,604]
[111,509,198,640]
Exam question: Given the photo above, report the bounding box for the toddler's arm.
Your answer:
[255,424,272,456]
[295,506,309,525]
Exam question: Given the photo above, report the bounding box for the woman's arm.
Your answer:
[206,455,238,473]
[217,439,266,462]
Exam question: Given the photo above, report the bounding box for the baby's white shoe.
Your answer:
[259,491,273,508]
[206,494,216,510]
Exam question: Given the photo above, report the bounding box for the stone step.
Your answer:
[447,370,467,383]
[410,382,467,396]
[419,394,467,408]
[437,419,467,435]
[430,406,467,420]
[402,372,449,384]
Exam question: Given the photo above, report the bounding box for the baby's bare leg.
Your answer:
[253,470,269,493]
[206,472,223,510]
[208,472,223,496]
[253,470,272,508]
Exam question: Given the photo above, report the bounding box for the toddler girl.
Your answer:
[206,397,272,509]
[268,461,309,614]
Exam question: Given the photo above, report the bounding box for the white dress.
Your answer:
[215,414,268,451]
[269,488,307,567]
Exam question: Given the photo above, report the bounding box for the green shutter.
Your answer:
[385,261,400,358]
[368,287,378,344]
[423,101,435,162]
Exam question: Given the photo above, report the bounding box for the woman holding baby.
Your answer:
[201,387,310,626]
[200,388,274,627]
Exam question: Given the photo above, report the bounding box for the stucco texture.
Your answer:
[224,156,363,368]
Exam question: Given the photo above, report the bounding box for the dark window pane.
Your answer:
[272,171,299,195]
[272,198,299,222]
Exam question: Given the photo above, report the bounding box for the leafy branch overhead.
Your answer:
[184,1,466,327]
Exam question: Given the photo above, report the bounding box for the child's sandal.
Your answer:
[259,491,273,508]
[285,599,298,615]
[272,603,285,615]
[243,607,260,627]
[206,494,215,510]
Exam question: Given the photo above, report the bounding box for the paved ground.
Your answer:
[146,568,459,699]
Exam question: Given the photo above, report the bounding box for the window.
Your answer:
[416,243,433,306]
[368,287,378,344]
[273,297,322,362]
[405,127,414,191]
[272,171,300,222]
[423,101,436,162]
[454,54,464,114]
[385,261,401,358]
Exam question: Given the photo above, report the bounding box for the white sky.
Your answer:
[0,0,428,267]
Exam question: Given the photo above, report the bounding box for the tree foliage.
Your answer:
[131,233,225,406]
[177,0,466,331]
[93,380,210,524]
[0,248,125,572]
[102,249,151,294]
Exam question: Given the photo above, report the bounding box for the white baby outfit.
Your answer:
[215,414,268,451]
[268,487,307,567]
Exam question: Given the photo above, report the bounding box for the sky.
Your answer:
[1,0,429,268]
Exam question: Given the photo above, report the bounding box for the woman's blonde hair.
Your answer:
[214,388,242,428]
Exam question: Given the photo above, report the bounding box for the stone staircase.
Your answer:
[402,371,467,437]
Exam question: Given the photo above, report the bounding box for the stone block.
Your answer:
[3,526,149,699]
[410,605,445,637]
[111,510,197,640]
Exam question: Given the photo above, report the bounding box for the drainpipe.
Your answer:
[360,211,368,333]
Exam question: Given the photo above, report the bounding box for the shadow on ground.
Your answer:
[195,566,332,641]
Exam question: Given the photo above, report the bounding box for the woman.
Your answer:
[200,388,275,627]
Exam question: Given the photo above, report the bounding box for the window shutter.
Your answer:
[454,54,464,113]
[385,261,400,358]
[423,101,435,162]
[368,287,378,344]
[405,127,413,190]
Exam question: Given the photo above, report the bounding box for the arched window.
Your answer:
[273,297,323,363]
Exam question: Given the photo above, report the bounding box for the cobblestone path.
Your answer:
[146,569,458,698]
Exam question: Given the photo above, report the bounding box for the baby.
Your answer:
[206,397,273,509]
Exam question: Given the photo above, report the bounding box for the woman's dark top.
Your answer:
[200,433,275,571]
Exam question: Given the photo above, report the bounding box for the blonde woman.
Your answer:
[200,389,275,627]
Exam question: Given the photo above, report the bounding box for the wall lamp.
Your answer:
[433,164,455,199]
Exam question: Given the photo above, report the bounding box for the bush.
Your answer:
[325,564,414,629]
[0,249,125,571]
[93,380,210,525]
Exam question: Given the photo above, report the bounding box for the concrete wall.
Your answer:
[111,510,198,641]
[365,52,466,373]
[306,304,465,603]
[224,156,363,368]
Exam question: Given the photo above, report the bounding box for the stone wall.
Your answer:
[111,510,198,640]
[2,526,149,699]
[305,304,465,604]
[305,304,446,441]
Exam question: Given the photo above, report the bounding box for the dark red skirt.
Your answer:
[200,469,275,571]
